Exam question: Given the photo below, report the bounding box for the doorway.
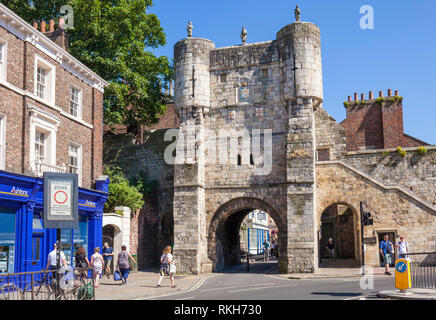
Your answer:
[377,231,396,268]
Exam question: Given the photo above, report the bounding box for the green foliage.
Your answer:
[130,170,159,196]
[416,146,428,155]
[1,0,173,132]
[343,101,350,108]
[382,150,391,157]
[376,97,385,104]
[103,165,144,213]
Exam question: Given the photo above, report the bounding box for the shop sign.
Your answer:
[43,173,78,229]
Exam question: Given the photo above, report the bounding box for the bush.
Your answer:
[104,165,144,213]
[417,147,428,155]
[376,97,385,104]
[396,147,407,158]
[343,101,350,108]
[382,151,391,157]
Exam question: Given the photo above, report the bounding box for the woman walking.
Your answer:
[156,245,176,288]
[90,247,104,288]
[116,245,136,285]
[75,247,90,281]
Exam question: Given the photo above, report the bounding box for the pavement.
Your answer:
[377,288,436,300]
[94,270,214,300]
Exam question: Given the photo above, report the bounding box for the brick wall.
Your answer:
[0,24,105,188]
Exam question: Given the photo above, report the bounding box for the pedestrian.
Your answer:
[102,242,114,279]
[326,238,335,260]
[90,247,104,288]
[46,243,67,271]
[396,236,409,259]
[75,247,90,269]
[116,245,136,285]
[379,235,395,275]
[271,240,277,258]
[156,245,177,288]
[262,240,270,261]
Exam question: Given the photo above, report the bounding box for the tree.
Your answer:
[0,0,172,134]
[103,165,144,213]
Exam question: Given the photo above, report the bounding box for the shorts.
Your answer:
[384,254,392,265]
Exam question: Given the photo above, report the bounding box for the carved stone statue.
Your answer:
[187,21,193,37]
[294,5,301,22]
[240,26,247,45]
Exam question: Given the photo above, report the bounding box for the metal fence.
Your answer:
[0,268,95,300]
[408,252,436,290]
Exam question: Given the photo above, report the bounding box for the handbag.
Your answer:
[114,270,121,281]
[169,263,176,274]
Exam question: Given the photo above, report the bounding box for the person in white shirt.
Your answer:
[156,245,176,288]
[396,236,409,259]
[46,243,67,270]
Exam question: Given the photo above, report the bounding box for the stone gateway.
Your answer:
[104,13,436,275]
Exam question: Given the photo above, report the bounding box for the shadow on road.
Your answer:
[218,258,279,274]
[311,292,361,297]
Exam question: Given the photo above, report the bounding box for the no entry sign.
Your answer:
[43,173,79,229]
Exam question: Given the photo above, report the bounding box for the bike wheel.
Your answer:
[24,283,53,300]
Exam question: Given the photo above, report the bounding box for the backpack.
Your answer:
[77,283,94,300]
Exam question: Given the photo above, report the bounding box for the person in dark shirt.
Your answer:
[326,238,335,260]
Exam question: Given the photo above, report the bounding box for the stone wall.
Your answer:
[316,161,436,266]
[103,130,175,269]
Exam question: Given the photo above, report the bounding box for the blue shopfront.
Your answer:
[0,171,109,274]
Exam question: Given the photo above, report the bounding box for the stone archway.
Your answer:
[207,197,286,272]
[102,224,122,272]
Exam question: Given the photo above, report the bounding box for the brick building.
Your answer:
[340,90,430,152]
[0,3,109,273]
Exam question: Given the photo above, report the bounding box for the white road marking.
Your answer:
[228,284,297,293]
[344,295,366,300]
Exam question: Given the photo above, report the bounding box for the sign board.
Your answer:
[395,258,411,290]
[43,172,79,229]
[363,237,377,244]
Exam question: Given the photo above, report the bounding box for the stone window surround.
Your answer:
[34,55,56,106]
[28,105,60,173]
[0,40,7,83]
[0,113,6,170]
[68,141,82,187]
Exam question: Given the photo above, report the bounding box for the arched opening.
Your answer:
[208,197,285,272]
[319,203,359,268]
[103,224,122,273]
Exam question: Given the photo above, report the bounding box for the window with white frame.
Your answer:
[68,144,82,185]
[0,115,6,170]
[34,57,55,105]
[34,131,46,162]
[36,67,47,99]
[0,42,6,82]
[69,87,81,118]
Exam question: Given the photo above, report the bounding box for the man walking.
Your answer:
[102,242,114,278]
[396,236,409,259]
[46,243,67,270]
[379,235,394,275]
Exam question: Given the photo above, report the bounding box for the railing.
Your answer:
[35,160,67,177]
[0,267,95,300]
[407,252,436,290]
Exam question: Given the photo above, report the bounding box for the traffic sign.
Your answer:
[43,172,79,229]
[395,258,411,290]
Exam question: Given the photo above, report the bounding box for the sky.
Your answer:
[149,0,436,145]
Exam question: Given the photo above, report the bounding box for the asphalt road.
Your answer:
[153,261,395,300]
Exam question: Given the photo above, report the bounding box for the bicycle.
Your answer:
[0,278,23,300]
[22,269,56,300]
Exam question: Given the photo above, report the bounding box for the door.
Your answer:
[30,234,44,272]
[378,232,396,268]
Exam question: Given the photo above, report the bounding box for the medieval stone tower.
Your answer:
[173,14,324,274]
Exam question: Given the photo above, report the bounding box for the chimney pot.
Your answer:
[354,93,358,101]
[348,96,351,102]
[369,91,374,100]
[361,93,365,101]
[58,17,65,30]
[379,91,383,98]
[395,90,399,96]
[388,89,392,97]
[49,19,55,32]
[40,21,46,33]
[33,21,38,29]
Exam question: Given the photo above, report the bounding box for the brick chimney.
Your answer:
[40,18,69,51]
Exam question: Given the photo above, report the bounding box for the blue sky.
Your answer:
[149,0,436,145]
